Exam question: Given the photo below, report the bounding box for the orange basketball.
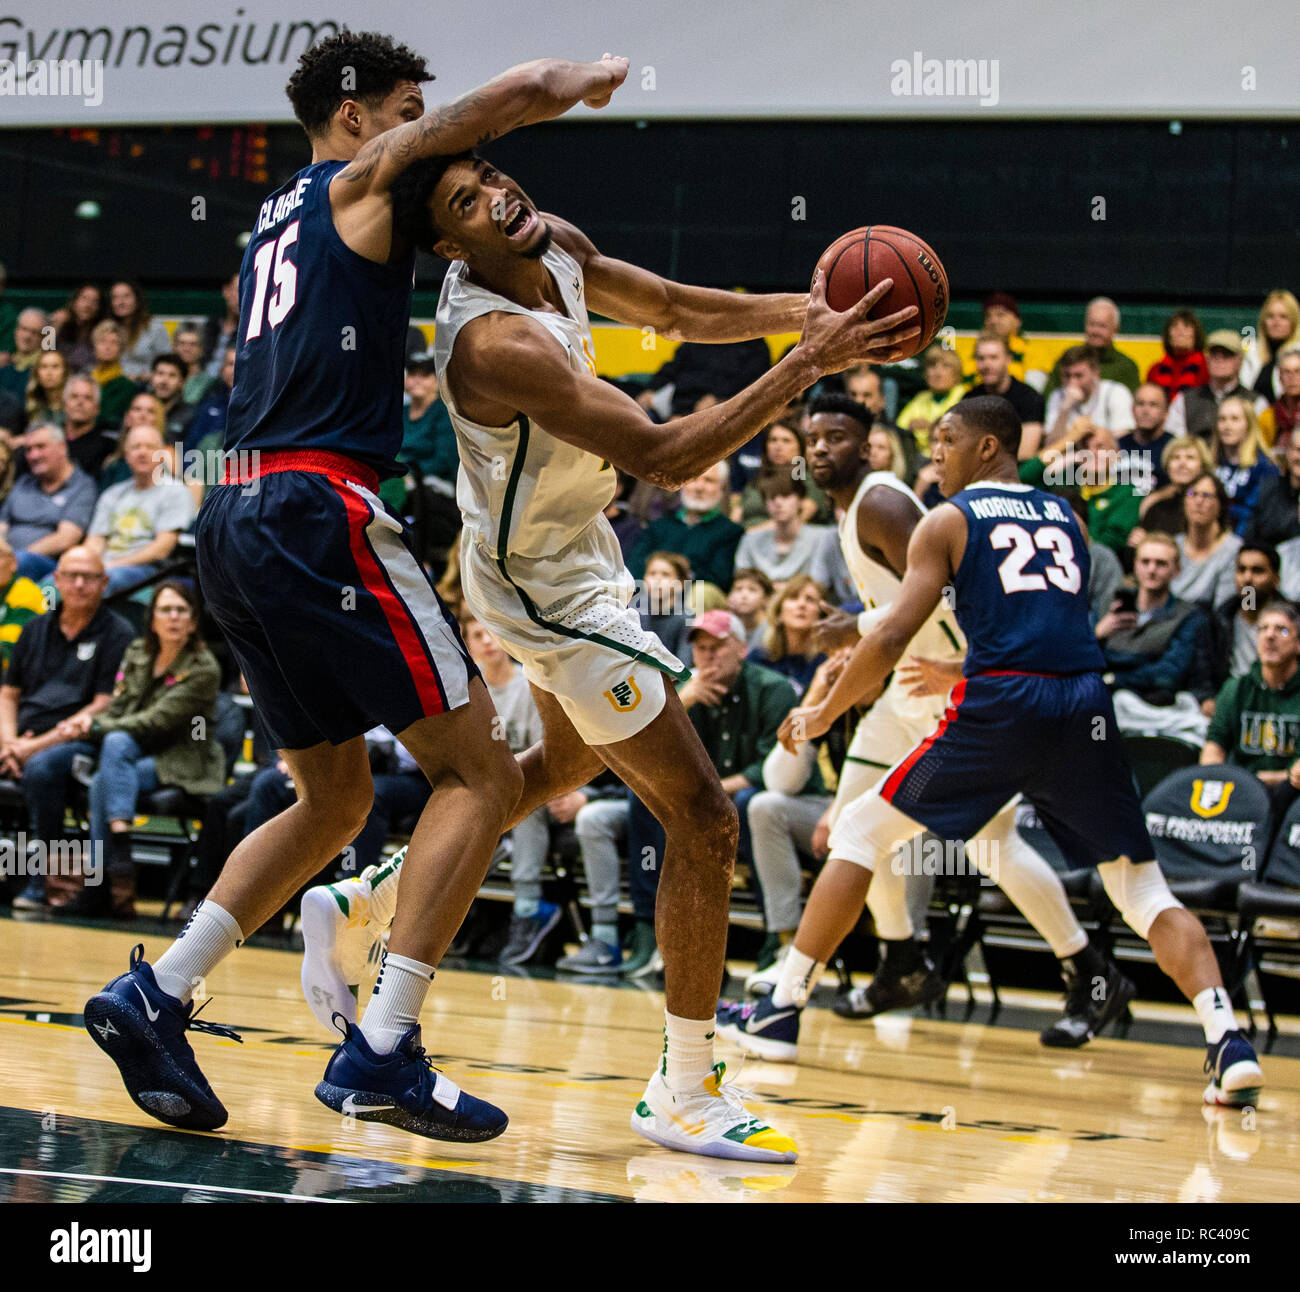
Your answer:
[816,225,949,358]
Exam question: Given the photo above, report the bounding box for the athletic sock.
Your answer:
[1193,986,1238,1046]
[592,922,619,948]
[880,935,923,976]
[359,951,435,1055]
[152,901,244,1004]
[662,1011,716,1091]
[772,946,825,1009]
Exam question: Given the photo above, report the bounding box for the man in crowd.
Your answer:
[1044,297,1141,396]
[0,309,47,402]
[1202,600,1300,818]
[1205,544,1281,700]
[963,330,1044,456]
[981,291,1031,380]
[1260,348,1300,450]
[1045,345,1135,446]
[1116,382,1173,491]
[628,462,744,592]
[148,353,196,445]
[1248,438,1300,549]
[3,546,134,910]
[60,376,116,478]
[0,424,99,581]
[733,467,828,588]
[172,326,215,405]
[1166,330,1268,440]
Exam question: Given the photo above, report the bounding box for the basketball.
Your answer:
[817,225,949,357]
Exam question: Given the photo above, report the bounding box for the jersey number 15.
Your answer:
[990,522,1082,594]
[245,221,300,341]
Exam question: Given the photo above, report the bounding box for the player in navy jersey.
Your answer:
[774,395,1262,1107]
[84,31,631,1141]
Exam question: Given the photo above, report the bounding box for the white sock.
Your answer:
[773,947,825,1009]
[359,951,434,1055]
[152,901,244,1004]
[663,1011,715,1091]
[1193,986,1238,1045]
[363,848,404,930]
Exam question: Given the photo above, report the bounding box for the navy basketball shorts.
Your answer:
[879,670,1155,868]
[196,450,478,750]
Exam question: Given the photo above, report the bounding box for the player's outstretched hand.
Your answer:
[896,654,964,698]
[778,704,831,754]
[584,54,630,108]
[796,270,922,377]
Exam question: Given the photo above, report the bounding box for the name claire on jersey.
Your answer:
[966,494,1069,524]
[254,174,313,236]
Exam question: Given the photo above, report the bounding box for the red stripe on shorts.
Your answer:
[331,480,446,717]
[881,677,968,802]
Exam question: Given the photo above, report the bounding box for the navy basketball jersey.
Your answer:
[948,482,1106,676]
[224,160,414,476]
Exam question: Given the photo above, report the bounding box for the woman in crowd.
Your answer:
[53,581,224,918]
[1212,395,1278,535]
[1259,348,1300,452]
[1173,472,1241,608]
[727,566,774,651]
[732,420,830,527]
[867,424,908,480]
[1134,435,1216,538]
[747,573,828,696]
[108,279,172,381]
[53,284,103,372]
[1242,289,1300,400]
[24,349,69,429]
[1146,309,1207,401]
[641,550,692,664]
[896,344,965,458]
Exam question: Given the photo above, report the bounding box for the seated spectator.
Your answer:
[732,420,829,526]
[2,546,134,911]
[0,424,98,581]
[100,391,167,489]
[1212,395,1278,535]
[202,273,240,374]
[1043,296,1141,396]
[1241,290,1300,401]
[867,424,907,478]
[398,350,458,486]
[628,462,743,593]
[60,375,115,479]
[1065,494,1123,625]
[1135,436,1216,539]
[0,537,46,673]
[727,566,774,651]
[748,573,828,696]
[1245,435,1300,548]
[86,425,196,594]
[108,279,171,381]
[1165,329,1268,440]
[964,331,1045,457]
[637,335,770,419]
[1206,543,1280,698]
[183,345,234,459]
[59,580,223,918]
[52,284,103,373]
[1146,309,1208,402]
[1174,473,1242,608]
[88,321,139,427]
[896,344,965,457]
[1035,427,1139,555]
[0,309,47,404]
[1044,344,1135,447]
[1098,533,1211,741]
[1116,383,1174,491]
[148,353,196,446]
[843,362,891,421]
[1258,347,1300,451]
[24,349,69,429]
[733,467,830,588]
[172,325,214,405]
[639,550,693,663]
[1202,599,1300,817]
[980,291,1032,382]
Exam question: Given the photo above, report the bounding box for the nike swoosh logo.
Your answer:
[134,985,160,1022]
[754,1010,796,1030]
[341,1094,392,1115]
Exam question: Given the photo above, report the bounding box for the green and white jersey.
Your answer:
[434,242,617,561]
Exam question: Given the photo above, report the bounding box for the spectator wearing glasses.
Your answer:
[1212,395,1278,536]
[1174,472,1242,609]
[1134,436,1216,541]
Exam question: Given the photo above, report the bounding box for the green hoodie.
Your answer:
[1206,660,1300,772]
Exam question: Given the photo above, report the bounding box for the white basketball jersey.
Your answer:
[434,243,617,560]
[840,471,965,660]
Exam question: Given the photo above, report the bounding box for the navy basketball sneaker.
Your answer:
[1203,1030,1264,1108]
[83,944,242,1131]
[315,1017,509,1142]
[716,995,801,1063]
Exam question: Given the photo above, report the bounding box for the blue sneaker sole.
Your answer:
[314,1080,508,1143]
[84,992,228,1131]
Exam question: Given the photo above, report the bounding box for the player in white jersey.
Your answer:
[299,150,923,1164]
[719,395,1136,1060]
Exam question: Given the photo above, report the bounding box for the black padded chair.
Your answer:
[1123,734,1200,799]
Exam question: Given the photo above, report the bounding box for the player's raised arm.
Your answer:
[339,57,629,195]
[547,217,807,342]
[779,505,967,752]
[453,270,920,491]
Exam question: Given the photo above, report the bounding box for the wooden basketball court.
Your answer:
[2,913,1296,1204]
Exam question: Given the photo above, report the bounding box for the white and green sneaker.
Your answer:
[631,1061,798,1164]
[300,852,401,1033]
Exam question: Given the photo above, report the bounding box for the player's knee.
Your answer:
[1097,857,1183,939]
